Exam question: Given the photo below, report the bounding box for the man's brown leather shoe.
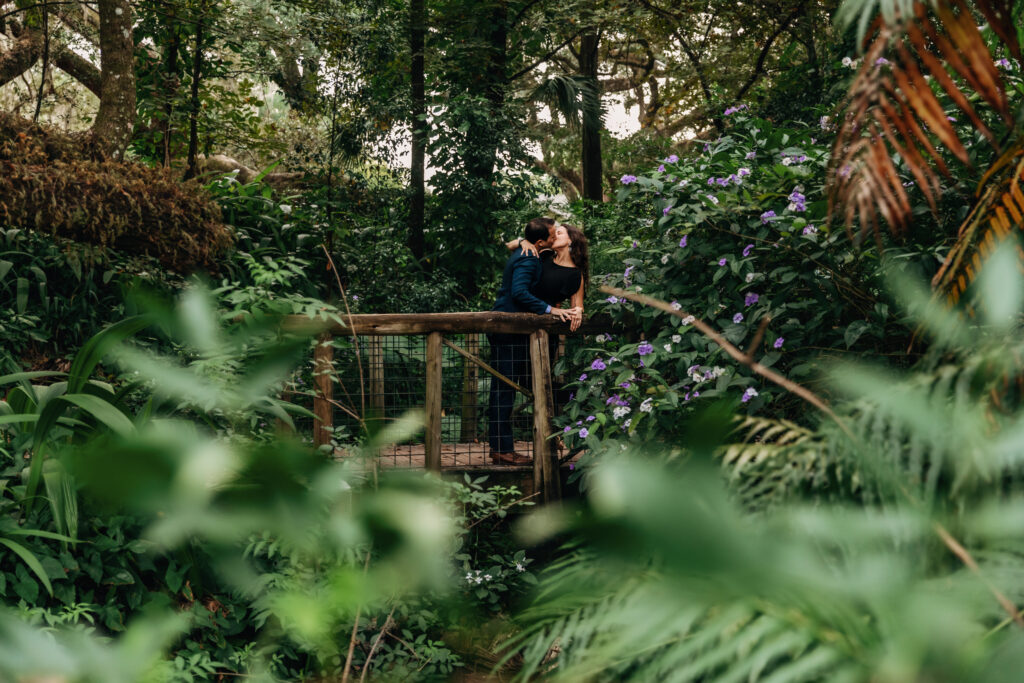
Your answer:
[490,451,531,465]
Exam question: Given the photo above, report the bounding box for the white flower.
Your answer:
[613,406,632,420]
[745,273,756,283]
[623,419,632,428]
[663,344,672,352]
[712,366,726,378]
[595,334,607,343]
[842,56,854,67]
[782,157,794,166]
[681,315,695,325]
[660,253,670,264]
[280,204,292,214]
[705,194,720,205]
[671,334,681,343]
[484,574,492,581]
[515,562,525,572]
[640,398,654,413]
[670,301,682,311]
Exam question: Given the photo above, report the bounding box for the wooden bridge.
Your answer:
[290,312,612,503]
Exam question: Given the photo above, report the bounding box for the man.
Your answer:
[488,217,575,465]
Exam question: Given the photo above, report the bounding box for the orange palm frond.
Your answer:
[828,0,1018,244]
[932,138,1024,303]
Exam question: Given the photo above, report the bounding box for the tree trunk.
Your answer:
[90,0,136,160]
[162,2,181,167]
[408,0,426,262]
[579,27,603,203]
[184,3,205,180]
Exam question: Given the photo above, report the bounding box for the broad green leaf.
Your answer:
[0,538,53,596]
[67,316,154,393]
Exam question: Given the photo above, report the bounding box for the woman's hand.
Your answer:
[567,306,583,332]
[518,240,539,258]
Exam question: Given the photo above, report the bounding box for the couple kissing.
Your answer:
[487,217,590,465]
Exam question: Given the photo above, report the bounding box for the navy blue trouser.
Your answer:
[487,333,531,454]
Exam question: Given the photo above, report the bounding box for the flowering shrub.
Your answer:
[559,111,917,457]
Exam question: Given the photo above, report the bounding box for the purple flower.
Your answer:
[745,151,756,160]
[737,167,751,177]
[718,257,727,266]
[591,358,607,371]
[606,296,620,304]
[619,381,631,389]
[802,225,818,235]
[732,312,744,324]
[703,142,710,152]
[663,206,671,215]
[742,244,754,257]
[579,373,588,381]
[679,235,688,248]
[623,265,634,282]
[716,177,730,187]
[352,294,360,301]
[996,58,1012,69]
[621,174,638,184]
[664,154,679,163]
[741,387,759,403]
[760,210,776,224]
[875,57,889,66]
[586,415,596,422]
[632,240,639,248]
[637,342,654,356]
[773,337,784,349]
[947,116,957,122]
[658,164,666,172]
[744,292,759,307]
[579,427,589,438]
[707,177,717,186]
[564,425,571,433]
[606,395,618,405]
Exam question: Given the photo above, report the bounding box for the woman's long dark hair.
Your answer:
[564,224,590,295]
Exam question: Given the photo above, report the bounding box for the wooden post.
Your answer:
[425,332,443,472]
[368,336,385,424]
[313,332,334,448]
[460,333,480,442]
[530,330,560,502]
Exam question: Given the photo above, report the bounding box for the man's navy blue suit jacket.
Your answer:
[491,251,551,315]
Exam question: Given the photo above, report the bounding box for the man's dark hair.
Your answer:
[524,217,555,243]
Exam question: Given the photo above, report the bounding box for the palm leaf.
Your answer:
[932,138,1024,302]
[829,0,1018,243]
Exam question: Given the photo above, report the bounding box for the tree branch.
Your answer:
[509,29,584,82]
[733,1,807,101]
[53,45,99,95]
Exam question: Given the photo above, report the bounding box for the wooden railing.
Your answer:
[287,312,612,503]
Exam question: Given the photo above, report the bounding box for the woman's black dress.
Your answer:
[535,251,582,408]
[534,250,582,308]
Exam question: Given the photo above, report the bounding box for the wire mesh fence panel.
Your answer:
[329,334,535,469]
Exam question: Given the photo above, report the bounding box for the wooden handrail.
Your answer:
[284,311,615,336]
